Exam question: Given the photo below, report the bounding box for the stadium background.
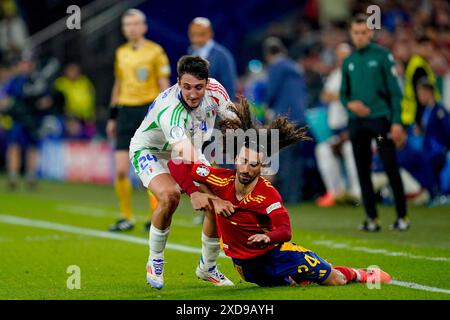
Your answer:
[0,0,449,198]
[0,0,450,301]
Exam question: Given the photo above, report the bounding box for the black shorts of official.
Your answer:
[116,103,152,150]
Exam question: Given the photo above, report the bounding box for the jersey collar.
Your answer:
[177,91,203,113]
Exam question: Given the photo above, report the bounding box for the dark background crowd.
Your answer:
[0,0,449,207]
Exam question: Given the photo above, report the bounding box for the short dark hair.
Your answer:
[417,78,434,91]
[177,55,209,80]
[262,37,287,57]
[417,35,433,45]
[351,13,368,25]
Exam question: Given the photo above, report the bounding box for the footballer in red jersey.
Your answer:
[168,98,392,287]
[191,161,287,260]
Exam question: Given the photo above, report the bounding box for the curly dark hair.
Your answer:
[218,96,311,160]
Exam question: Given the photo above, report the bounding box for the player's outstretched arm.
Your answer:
[167,159,218,212]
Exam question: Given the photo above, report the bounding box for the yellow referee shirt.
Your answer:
[115,39,170,106]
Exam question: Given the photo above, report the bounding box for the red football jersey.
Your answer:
[191,163,290,260]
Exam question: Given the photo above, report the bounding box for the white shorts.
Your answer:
[130,150,210,188]
[130,150,170,188]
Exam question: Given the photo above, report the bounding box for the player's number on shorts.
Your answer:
[139,154,158,171]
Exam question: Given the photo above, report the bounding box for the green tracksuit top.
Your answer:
[340,43,403,124]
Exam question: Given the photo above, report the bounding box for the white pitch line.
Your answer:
[0,214,448,295]
[56,205,112,218]
[0,214,225,257]
[56,204,199,228]
[313,240,450,262]
[389,280,450,295]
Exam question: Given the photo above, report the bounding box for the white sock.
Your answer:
[353,268,361,282]
[201,232,220,270]
[149,225,170,261]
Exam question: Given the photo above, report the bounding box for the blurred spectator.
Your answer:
[415,79,450,198]
[54,63,96,140]
[241,61,267,125]
[371,159,431,206]
[3,52,60,189]
[0,61,12,169]
[372,33,450,206]
[318,0,352,27]
[401,36,441,127]
[263,36,308,204]
[297,45,325,109]
[188,17,237,98]
[0,0,29,63]
[380,0,411,33]
[315,43,360,207]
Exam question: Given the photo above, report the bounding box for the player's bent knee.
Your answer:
[157,189,181,209]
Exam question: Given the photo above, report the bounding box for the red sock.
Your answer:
[334,266,357,283]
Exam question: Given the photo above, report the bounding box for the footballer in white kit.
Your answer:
[130,56,239,290]
[129,77,236,187]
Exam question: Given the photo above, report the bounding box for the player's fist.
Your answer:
[211,198,235,217]
[190,192,217,211]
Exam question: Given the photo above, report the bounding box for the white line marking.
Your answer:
[57,205,199,228]
[0,214,448,294]
[389,280,450,294]
[24,234,85,242]
[0,214,224,257]
[56,205,112,218]
[313,240,450,262]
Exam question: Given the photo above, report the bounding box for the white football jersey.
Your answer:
[129,78,236,159]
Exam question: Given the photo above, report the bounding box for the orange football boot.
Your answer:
[355,267,391,283]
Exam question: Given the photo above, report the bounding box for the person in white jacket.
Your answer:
[315,43,361,207]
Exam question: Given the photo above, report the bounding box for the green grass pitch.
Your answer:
[0,177,449,300]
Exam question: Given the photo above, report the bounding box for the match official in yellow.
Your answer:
[107,9,170,232]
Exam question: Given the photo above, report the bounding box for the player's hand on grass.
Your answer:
[347,100,370,117]
[247,234,270,248]
[211,198,235,217]
[190,191,217,211]
[106,119,117,139]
